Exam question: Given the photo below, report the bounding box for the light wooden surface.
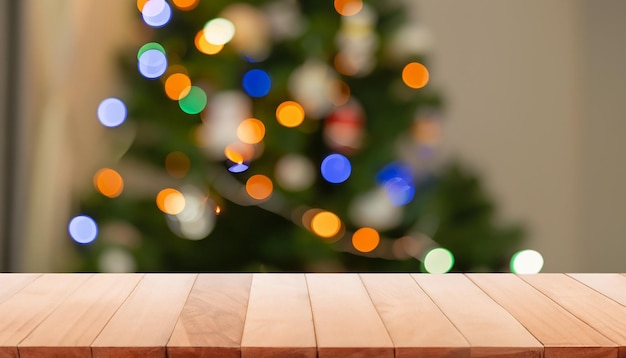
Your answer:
[1,273,626,357]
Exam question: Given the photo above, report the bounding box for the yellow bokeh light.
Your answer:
[137,0,149,12]
[311,211,342,239]
[402,62,429,89]
[224,142,255,164]
[164,73,192,100]
[172,0,199,11]
[352,227,380,253]
[195,30,224,55]
[93,168,124,198]
[156,188,186,215]
[203,18,236,45]
[334,0,363,16]
[165,151,191,179]
[237,118,266,144]
[276,101,305,128]
[246,174,273,200]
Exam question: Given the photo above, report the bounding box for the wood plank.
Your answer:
[91,274,196,358]
[305,273,394,358]
[0,274,40,304]
[469,274,618,358]
[241,274,316,358]
[0,274,91,358]
[17,274,143,358]
[521,274,626,358]
[413,274,543,357]
[569,274,626,307]
[167,274,252,358]
[361,273,470,358]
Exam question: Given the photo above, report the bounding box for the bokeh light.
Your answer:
[137,42,165,59]
[276,101,305,128]
[142,0,172,28]
[237,118,265,144]
[228,163,249,173]
[97,98,127,128]
[165,151,190,178]
[423,248,454,274]
[178,86,207,115]
[376,162,415,206]
[402,62,429,89]
[310,211,341,239]
[203,18,236,45]
[510,249,544,274]
[172,0,199,11]
[224,142,254,164]
[275,154,315,191]
[93,168,124,198]
[138,49,167,79]
[246,174,273,200]
[194,30,224,55]
[334,0,363,16]
[321,153,351,184]
[242,69,271,98]
[156,188,186,215]
[99,247,136,273]
[352,227,380,253]
[137,0,149,12]
[68,215,98,244]
[164,73,192,100]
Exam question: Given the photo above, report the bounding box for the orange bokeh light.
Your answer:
[195,30,224,55]
[311,211,342,239]
[165,151,191,178]
[156,188,186,215]
[237,118,266,144]
[164,73,192,100]
[172,0,199,11]
[334,0,363,16]
[94,168,124,198]
[352,227,380,253]
[137,0,149,12]
[224,142,255,164]
[246,175,273,200]
[276,101,305,128]
[402,62,429,89]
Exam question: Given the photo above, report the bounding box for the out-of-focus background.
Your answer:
[1,0,625,273]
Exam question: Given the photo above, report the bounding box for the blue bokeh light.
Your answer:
[242,69,271,98]
[142,0,171,28]
[376,162,416,206]
[68,215,98,244]
[228,163,250,173]
[97,98,127,127]
[138,49,167,79]
[321,154,351,184]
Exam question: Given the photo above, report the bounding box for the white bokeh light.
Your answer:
[511,249,544,274]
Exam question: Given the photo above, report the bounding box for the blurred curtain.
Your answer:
[10,1,133,271]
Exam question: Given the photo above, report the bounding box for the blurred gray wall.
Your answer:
[416,0,626,271]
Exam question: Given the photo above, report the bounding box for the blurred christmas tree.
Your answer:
[73,0,525,273]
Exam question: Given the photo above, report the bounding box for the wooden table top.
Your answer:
[1,273,626,358]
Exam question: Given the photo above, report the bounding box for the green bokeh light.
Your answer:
[178,86,207,115]
[137,42,166,60]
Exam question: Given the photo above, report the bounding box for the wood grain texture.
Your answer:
[167,274,252,358]
[413,274,543,358]
[520,274,626,358]
[91,274,196,358]
[0,274,39,304]
[360,273,470,358]
[241,274,316,358]
[0,274,91,358]
[306,273,394,358]
[569,273,626,307]
[468,274,617,358]
[17,274,143,358]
